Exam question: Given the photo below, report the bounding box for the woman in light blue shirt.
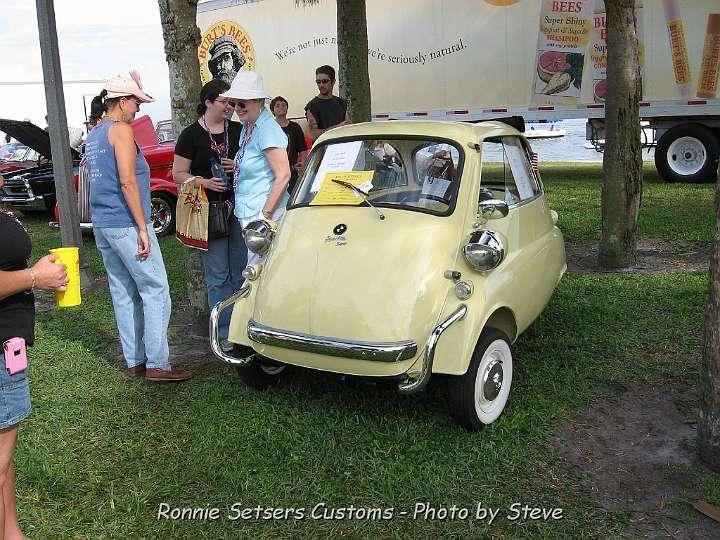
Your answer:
[220,71,291,264]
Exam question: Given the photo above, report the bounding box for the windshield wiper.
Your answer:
[331,179,385,221]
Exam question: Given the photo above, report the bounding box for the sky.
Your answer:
[0,0,178,131]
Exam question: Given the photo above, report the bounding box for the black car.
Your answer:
[0,119,80,212]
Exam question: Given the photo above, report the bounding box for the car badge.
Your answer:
[325,223,348,246]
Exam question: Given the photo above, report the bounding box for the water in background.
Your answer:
[526,118,656,162]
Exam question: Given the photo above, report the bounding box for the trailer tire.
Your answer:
[655,124,720,183]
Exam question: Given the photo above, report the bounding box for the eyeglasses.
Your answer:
[315,79,331,85]
[215,98,229,105]
[124,97,141,108]
[228,100,251,109]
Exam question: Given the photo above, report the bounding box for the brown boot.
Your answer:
[145,367,193,382]
[127,363,146,376]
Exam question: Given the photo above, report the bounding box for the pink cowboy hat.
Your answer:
[103,70,154,103]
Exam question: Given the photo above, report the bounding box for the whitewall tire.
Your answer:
[448,328,513,431]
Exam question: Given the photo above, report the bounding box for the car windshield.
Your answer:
[290,138,463,215]
[0,143,30,162]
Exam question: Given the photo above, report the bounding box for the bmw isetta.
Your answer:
[210,120,566,431]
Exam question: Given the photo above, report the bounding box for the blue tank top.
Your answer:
[86,121,151,228]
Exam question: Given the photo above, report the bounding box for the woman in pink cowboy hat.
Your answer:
[85,71,192,382]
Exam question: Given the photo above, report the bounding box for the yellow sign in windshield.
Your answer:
[309,171,375,206]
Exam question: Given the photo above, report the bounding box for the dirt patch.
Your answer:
[553,383,720,538]
[566,238,711,275]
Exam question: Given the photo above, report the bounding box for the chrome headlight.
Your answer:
[463,230,505,272]
[242,220,275,255]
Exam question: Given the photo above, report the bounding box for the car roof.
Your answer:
[315,120,522,146]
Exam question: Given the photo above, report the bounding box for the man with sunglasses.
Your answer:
[304,65,351,140]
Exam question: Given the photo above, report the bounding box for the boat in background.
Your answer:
[525,120,566,139]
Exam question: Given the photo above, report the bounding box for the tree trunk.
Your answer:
[699,161,720,473]
[599,0,643,269]
[157,0,208,324]
[336,0,371,123]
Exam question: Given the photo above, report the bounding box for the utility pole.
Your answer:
[35,0,93,287]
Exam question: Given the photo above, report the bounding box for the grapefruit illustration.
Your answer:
[537,51,570,83]
[594,79,607,102]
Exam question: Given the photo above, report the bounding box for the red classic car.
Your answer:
[52,115,178,236]
[0,142,40,174]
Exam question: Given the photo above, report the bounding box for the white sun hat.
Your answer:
[103,70,154,103]
[220,71,271,100]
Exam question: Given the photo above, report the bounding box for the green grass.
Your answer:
[10,162,720,538]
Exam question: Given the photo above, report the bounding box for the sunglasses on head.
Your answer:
[316,79,331,85]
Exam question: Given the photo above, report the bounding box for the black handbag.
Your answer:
[207,198,234,240]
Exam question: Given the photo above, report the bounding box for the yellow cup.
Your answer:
[49,247,81,307]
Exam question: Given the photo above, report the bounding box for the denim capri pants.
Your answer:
[0,350,31,429]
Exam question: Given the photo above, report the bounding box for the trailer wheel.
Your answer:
[655,124,720,183]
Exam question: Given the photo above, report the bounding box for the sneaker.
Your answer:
[145,367,193,382]
[127,363,146,376]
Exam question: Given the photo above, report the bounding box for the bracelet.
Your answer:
[25,268,36,294]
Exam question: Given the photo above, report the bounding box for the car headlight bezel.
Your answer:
[242,219,275,255]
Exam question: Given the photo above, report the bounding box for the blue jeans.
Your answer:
[0,350,31,429]
[201,217,247,340]
[94,226,171,370]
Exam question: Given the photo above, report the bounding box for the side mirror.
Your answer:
[478,199,509,220]
[462,230,505,272]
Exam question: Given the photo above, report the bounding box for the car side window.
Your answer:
[481,137,541,207]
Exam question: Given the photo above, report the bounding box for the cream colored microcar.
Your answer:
[211,120,566,431]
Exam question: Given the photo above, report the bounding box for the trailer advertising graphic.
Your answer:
[197,0,720,116]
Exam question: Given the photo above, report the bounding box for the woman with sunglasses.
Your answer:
[219,71,291,265]
[86,72,191,382]
[172,79,246,352]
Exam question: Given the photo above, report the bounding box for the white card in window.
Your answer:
[311,141,363,192]
[420,176,451,199]
[505,144,536,200]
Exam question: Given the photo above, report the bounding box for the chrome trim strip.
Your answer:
[247,321,417,362]
[210,285,253,366]
[398,304,467,395]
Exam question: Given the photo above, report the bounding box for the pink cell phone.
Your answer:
[3,337,28,375]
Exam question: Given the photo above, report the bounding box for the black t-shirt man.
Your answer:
[174,120,241,202]
[304,96,347,131]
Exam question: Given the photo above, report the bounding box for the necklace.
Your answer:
[201,115,228,158]
[233,123,254,188]
[0,206,26,232]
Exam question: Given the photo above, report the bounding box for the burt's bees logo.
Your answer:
[198,21,256,86]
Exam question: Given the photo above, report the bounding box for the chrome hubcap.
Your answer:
[482,360,503,401]
[151,197,173,235]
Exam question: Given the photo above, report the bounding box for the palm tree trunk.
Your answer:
[157,0,208,323]
[336,0,371,123]
[599,0,643,269]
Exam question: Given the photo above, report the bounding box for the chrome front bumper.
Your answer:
[210,285,467,395]
[248,321,418,362]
